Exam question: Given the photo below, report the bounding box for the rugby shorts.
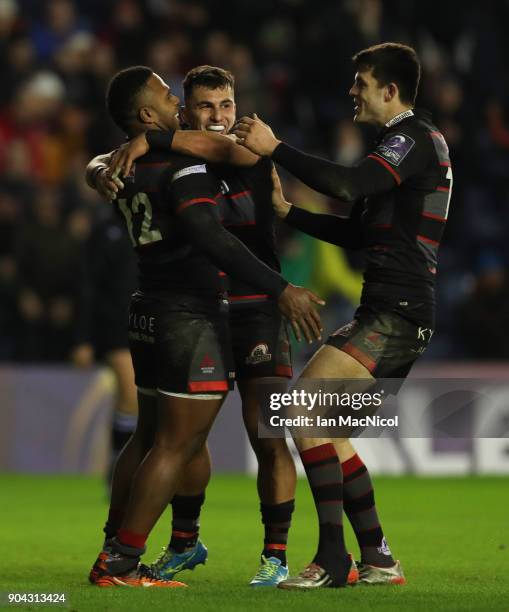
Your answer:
[326,299,434,379]
[128,291,235,396]
[229,300,293,380]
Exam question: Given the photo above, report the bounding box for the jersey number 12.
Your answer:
[117,192,163,247]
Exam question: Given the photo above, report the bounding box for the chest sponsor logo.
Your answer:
[246,343,272,365]
[375,133,415,167]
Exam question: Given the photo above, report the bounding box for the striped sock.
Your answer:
[169,493,205,552]
[342,454,394,567]
[261,499,294,566]
[300,443,350,586]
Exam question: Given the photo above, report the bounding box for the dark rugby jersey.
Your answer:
[274,109,452,306]
[214,157,280,304]
[114,149,286,298]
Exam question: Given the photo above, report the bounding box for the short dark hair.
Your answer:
[106,66,153,133]
[352,43,421,105]
[183,65,235,101]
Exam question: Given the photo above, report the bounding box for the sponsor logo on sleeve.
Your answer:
[172,164,207,182]
[375,133,415,166]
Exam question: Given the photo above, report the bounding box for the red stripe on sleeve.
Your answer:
[422,212,446,222]
[367,154,401,185]
[417,234,440,246]
[228,294,269,302]
[228,190,252,199]
[177,197,217,213]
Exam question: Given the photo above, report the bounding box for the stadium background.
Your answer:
[0,2,508,610]
[2,0,509,472]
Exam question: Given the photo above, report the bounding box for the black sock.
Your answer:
[260,499,294,566]
[300,444,350,587]
[169,493,205,552]
[106,538,145,576]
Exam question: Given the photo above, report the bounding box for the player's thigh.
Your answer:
[155,392,225,452]
[301,343,374,380]
[290,341,374,452]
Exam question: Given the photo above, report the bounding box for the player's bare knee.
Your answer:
[250,437,291,463]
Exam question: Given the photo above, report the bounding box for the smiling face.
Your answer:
[140,73,181,131]
[349,68,389,126]
[182,84,236,134]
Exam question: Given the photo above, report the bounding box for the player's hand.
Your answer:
[109,132,149,179]
[233,114,281,156]
[95,167,124,201]
[278,284,325,343]
[70,343,94,368]
[271,167,292,218]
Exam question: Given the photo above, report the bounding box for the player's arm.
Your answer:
[86,152,124,200]
[234,115,425,201]
[271,167,363,249]
[170,159,324,341]
[286,207,363,249]
[173,131,259,166]
[108,129,259,180]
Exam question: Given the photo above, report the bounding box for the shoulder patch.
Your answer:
[375,133,415,167]
[172,164,207,182]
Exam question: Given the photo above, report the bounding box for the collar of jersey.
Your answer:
[385,109,414,128]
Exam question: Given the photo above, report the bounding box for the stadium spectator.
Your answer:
[1,0,508,363]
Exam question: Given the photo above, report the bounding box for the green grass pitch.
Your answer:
[1,474,508,611]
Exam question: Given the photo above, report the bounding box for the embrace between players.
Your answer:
[86,42,451,589]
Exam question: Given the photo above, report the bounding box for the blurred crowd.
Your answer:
[1,0,509,363]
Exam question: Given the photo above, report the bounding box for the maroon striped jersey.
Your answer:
[274,109,452,308]
[214,157,280,304]
[114,149,286,298]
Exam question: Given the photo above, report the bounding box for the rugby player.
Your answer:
[234,42,452,588]
[88,66,323,587]
[88,66,299,587]
[71,207,138,487]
